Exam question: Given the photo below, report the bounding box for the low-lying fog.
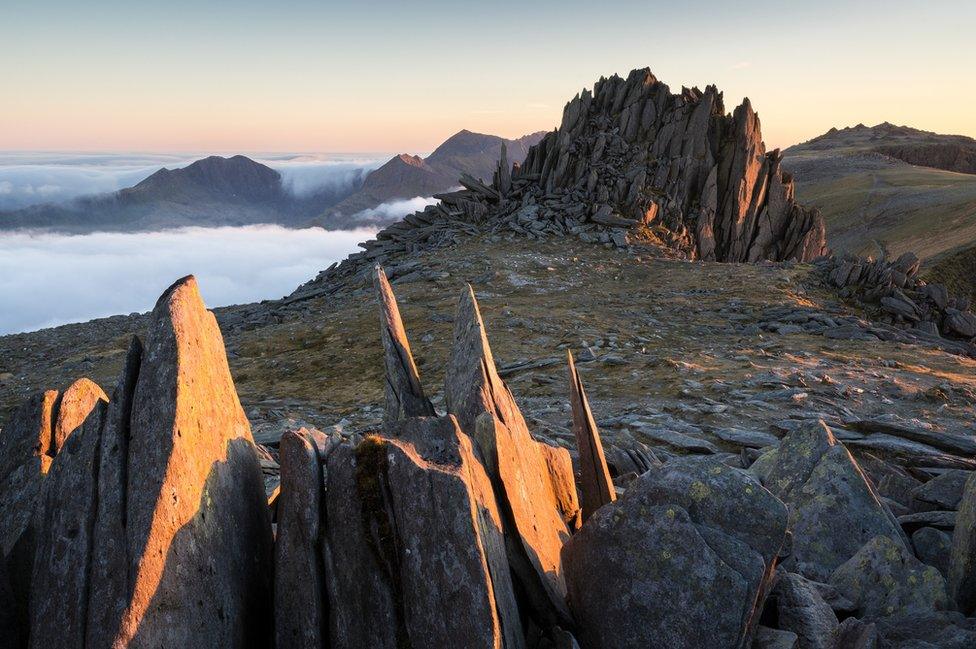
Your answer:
[0,225,374,335]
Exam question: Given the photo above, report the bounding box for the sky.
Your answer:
[1,1,974,153]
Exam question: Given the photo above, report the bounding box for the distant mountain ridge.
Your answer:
[0,130,547,233]
[315,129,546,227]
[0,155,357,232]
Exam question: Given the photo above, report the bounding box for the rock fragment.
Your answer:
[567,351,615,521]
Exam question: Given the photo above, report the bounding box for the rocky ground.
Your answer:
[3,233,976,476]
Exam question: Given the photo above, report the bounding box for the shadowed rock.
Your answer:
[274,427,342,649]
[85,275,273,648]
[563,455,787,649]
[444,285,572,622]
[0,389,58,642]
[758,421,908,581]
[373,265,434,432]
[567,351,615,521]
[322,416,525,648]
[768,572,838,649]
[831,535,948,621]
[950,471,976,613]
[29,400,107,648]
[52,378,108,454]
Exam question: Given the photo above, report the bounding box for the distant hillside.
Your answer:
[782,123,976,261]
[0,155,364,233]
[316,129,546,227]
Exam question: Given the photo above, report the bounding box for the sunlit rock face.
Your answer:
[7,276,273,649]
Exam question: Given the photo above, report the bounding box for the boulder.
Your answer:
[321,416,524,649]
[913,526,953,577]
[829,535,949,620]
[567,351,615,522]
[949,470,976,613]
[911,469,970,512]
[753,626,799,649]
[563,455,787,649]
[768,572,838,649]
[85,276,273,648]
[444,285,572,622]
[759,421,907,581]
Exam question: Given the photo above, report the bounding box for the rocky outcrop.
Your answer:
[563,455,788,649]
[322,416,525,648]
[10,276,274,649]
[287,68,827,305]
[818,252,976,350]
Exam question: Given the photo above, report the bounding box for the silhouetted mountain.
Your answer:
[316,130,547,226]
[0,155,365,233]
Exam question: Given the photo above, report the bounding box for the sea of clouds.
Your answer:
[0,225,375,335]
[0,151,389,209]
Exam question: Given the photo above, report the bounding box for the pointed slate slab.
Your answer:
[52,377,108,454]
[88,276,273,648]
[374,265,434,432]
[568,351,615,521]
[444,285,572,622]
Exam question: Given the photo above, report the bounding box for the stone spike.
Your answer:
[374,265,434,433]
[567,351,615,521]
[445,284,573,624]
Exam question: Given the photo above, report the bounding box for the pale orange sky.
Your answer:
[2,1,974,154]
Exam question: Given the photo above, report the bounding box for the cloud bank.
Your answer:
[351,196,441,222]
[0,225,373,335]
[0,152,388,210]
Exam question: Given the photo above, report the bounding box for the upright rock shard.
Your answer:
[52,378,108,454]
[274,427,341,649]
[567,351,615,521]
[950,471,976,613]
[445,286,573,623]
[95,275,273,648]
[374,265,434,432]
[16,276,275,649]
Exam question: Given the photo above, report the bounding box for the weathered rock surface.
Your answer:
[92,275,273,648]
[759,421,907,581]
[950,471,976,614]
[564,455,787,649]
[273,427,340,649]
[321,416,524,649]
[445,285,573,622]
[830,535,949,620]
[767,571,838,649]
[51,377,108,454]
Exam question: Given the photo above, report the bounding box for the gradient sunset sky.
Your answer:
[3,0,973,153]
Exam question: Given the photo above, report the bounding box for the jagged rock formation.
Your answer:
[1,276,274,648]
[288,67,827,304]
[817,253,976,353]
